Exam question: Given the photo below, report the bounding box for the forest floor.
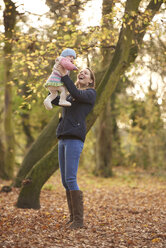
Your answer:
[0,167,166,248]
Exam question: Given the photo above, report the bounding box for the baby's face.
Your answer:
[66,55,75,63]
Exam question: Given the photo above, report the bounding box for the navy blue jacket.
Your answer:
[52,75,96,142]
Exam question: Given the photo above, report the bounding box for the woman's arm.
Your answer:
[51,95,60,106]
[61,75,96,104]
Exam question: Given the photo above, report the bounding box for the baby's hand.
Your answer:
[73,66,78,70]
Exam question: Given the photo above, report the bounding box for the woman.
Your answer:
[51,66,96,229]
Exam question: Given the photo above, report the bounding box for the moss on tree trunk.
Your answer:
[16,144,59,209]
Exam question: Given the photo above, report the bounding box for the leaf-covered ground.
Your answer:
[0,168,166,248]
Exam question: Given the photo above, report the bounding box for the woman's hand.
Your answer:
[57,64,68,77]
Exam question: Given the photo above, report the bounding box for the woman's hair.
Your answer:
[75,67,96,89]
[86,68,96,89]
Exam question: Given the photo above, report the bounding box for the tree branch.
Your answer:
[128,0,164,64]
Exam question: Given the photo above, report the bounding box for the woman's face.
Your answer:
[77,68,93,87]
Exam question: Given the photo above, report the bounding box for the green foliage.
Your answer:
[120,92,166,169]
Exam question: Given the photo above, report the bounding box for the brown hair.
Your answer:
[86,67,96,89]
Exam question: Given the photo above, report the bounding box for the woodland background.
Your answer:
[0,0,166,247]
[0,0,165,182]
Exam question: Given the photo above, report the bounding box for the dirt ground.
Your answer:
[0,168,166,248]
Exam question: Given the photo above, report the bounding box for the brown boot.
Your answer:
[66,190,73,224]
[69,190,83,229]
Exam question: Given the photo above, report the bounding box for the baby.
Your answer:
[44,48,77,110]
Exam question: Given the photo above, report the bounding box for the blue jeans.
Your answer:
[58,139,84,191]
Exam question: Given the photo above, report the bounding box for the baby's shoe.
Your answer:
[43,99,53,110]
[59,100,71,107]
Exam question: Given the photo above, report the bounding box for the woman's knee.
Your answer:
[66,178,79,191]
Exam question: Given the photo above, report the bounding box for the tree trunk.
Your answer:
[16,0,163,209]
[20,66,36,149]
[16,145,59,209]
[3,0,17,179]
[95,99,113,177]
[94,82,125,177]
[21,112,34,148]
[0,139,6,179]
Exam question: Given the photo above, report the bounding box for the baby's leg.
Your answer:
[44,86,58,110]
[59,86,71,107]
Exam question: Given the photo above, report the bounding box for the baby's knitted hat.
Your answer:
[60,48,76,59]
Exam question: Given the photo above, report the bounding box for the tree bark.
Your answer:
[3,0,17,179]
[21,112,34,148]
[0,139,6,179]
[16,0,164,208]
[95,99,113,177]
[16,145,59,209]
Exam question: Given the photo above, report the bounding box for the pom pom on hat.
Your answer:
[60,48,76,59]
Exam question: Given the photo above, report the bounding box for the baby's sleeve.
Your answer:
[60,58,77,71]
